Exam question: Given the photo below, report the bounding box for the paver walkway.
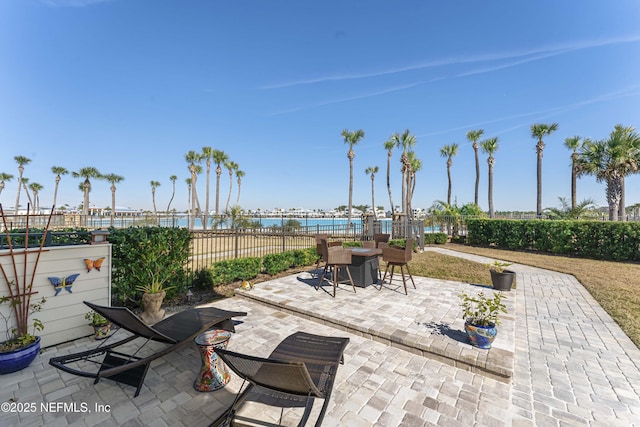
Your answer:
[1,247,639,426]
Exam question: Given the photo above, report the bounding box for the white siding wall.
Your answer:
[0,244,111,348]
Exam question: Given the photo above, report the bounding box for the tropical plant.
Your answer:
[166,175,177,213]
[213,149,228,218]
[150,180,161,217]
[0,295,46,352]
[13,156,31,215]
[72,166,101,223]
[224,160,239,214]
[103,173,124,227]
[576,125,640,221]
[480,137,499,218]
[341,128,365,229]
[0,173,13,196]
[531,122,559,217]
[459,291,507,327]
[235,170,245,205]
[28,182,43,213]
[440,143,459,206]
[201,146,214,229]
[185,151,204,229]
[544,196,597,220]
[466,129,485,206]
[84,309,109,327]
[391,130,416,217]
[20,178,34,211]
[384,138,396,216]
[185,177,192,220]
[50,166,68,210]
[564,136,582,210]
[365,166,379,215]
[406,151,422,218]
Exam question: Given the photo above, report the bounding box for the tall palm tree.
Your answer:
[51,166,68,210]
[185,177,192,226]
[213,150,228,217]
[235,170,245,206]
[564,136,582,210]
[383,138,396,216]
[13,155,31,214]
[531,122,559,217]
[185,151,203,229]
[391,130,416,217]
[576,125,640,221]
[150,180,161,217]
[0,172,14,196]
[341,129,365,229]
[480,137,499,218]
[166,175,178,213]
[201,146,214,229]
[365,166,379,216]
[103,173,124,227]
[439,143,459,206]
[406,152,422,218]
[20,178,34,212]
[72,167,101,223]
[466,129,484,206]
[28,182,43,213]
[224,160,239,213]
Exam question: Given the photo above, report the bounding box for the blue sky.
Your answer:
[1,0,639,214]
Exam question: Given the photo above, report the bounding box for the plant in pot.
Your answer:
[459,290,507,349]
[0,295,46,374]
[486,261,515,291]
[85,309,111,340]
[135,279,176,325]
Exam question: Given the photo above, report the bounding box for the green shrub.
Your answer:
[291,248,318,267]
[425,233,448,244]
[210,257,261,285]
[263,252,295,275]
[342,241,362,248]
[191,268,215,290]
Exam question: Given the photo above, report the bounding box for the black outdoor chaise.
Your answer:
[209,331,349,427]
[49,301,247,397]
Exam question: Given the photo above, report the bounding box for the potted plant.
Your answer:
[85,309,111,340]
[0,295,46,374]
[136,280,175,324]
[459,290,507,349]
[486,261,515,291]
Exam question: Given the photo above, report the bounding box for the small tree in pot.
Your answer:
[486,261,515,291]
[85,309,111,340]
[459,290,507,349]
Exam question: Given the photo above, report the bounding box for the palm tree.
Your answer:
[480,137,499,218]
[563,136,582,210]
[72,167,101,223]
[544,197,596,220]
[576,125,640,220]
[166,175,177,213]
[150,180,161,217]
[365,166,379,216]
[103,174,124,226]
[466,129,484,206]
[213,150,228,217]
[201,146,214,229]
[531,122,559,217]
[20,178,34,212]
[185,151,203,229]
[341,129,365,229]
[13,155,31,214]
[439,143,459,206]
[185,177,192,225]
[235,170,245,206]
[391,130,416,217]
[28,182,43,213]
[406,151,422,218]
[0,173,13,196]
[51,166,68,210]
[224,160,239,214]
[383,138,396,216]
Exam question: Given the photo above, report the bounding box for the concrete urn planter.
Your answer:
[140,291,166,324]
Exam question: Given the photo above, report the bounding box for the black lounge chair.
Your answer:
[210,331,349,427]
[49,301,246,397]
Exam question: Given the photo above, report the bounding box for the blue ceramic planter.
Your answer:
[464,322,497,349]
[0,336,41,374]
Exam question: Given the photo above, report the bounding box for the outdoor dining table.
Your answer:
[344,247,382,287]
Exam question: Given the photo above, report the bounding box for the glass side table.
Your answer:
[194,330,232,392]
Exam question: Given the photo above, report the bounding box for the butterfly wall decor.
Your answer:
[48,273,80,296]
[84,257,106,272]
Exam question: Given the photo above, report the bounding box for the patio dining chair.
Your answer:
[381,238,416,295]
[209,332,349,427]
[315,238,356,297]
[313,234,342,277]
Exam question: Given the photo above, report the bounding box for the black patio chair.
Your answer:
[49,301,246,397]
[209,331,349,427]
